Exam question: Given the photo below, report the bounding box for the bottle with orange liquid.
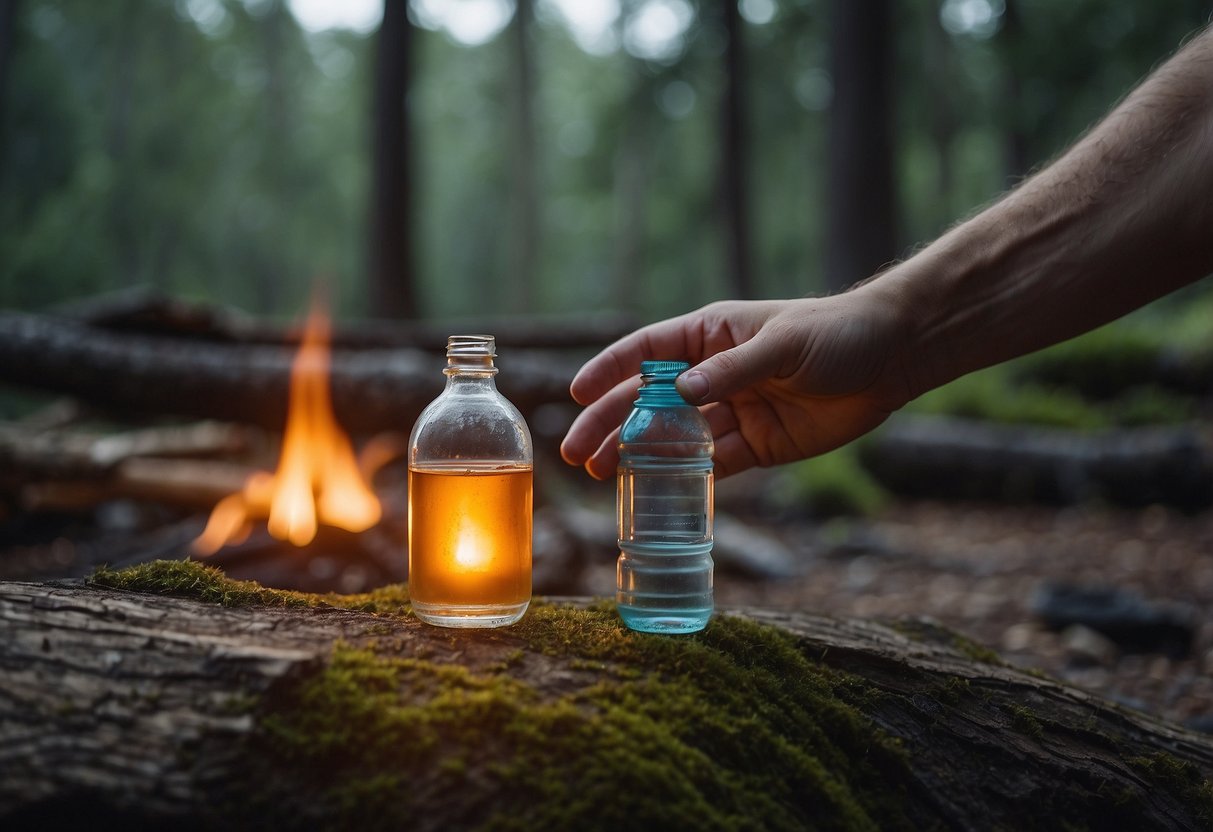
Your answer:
[408,335,533,628]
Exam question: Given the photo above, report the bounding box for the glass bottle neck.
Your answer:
[444,334,498,381]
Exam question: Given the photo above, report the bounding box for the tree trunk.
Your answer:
[824,0,897,292]
[251,0,290,315]
[0,310,575,433]
[2,574,1212,829]
[999,0,1031,185]
[720,0,753,299]
[923,8,956,215]
[506,0,540,313]
[612,76,653,312]
[0,0,19,163]
[369,0,417,319]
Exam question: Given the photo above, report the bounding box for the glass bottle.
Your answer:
[616,360,714,633]
[408,335,533,628]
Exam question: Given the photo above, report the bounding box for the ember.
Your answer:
[194,303,381,554]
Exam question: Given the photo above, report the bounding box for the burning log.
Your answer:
[0,310,577,434]
[2,563,1212,829]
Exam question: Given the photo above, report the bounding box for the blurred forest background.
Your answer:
[1,0,1209,320]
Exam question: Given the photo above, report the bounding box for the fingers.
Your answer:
[560,374,641,468]
[712,429,762,479]
[675,330,785,406]
[569,316,695,405]
[583,426,622,481]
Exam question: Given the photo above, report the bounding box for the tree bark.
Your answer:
[0,311,575,433]
[824,0,897,292]
[506,0,540,313]
[369,0,416,319]
[2,578,1211,829]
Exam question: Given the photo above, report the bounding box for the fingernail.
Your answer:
[678,370,709,403]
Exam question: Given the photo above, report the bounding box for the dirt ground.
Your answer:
[714,501,1213,730]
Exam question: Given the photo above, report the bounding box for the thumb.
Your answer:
[676,333,784,405]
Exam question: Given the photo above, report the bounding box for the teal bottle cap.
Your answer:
[640,360,690,376]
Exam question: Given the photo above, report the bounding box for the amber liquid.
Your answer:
[408,464,532,619]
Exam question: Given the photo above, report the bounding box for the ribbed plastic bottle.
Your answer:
[408,335,533,629]
[616,360,714,633]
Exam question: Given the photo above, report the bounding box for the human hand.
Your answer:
[560,289,915,479]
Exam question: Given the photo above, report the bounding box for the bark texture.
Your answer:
[1,577,1211,830]
[0,311,576,433]
[824,0,897,292]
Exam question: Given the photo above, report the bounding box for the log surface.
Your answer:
[2,580,1212,829]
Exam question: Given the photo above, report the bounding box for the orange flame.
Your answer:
[194,303,381,555]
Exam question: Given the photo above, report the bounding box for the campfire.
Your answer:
[194,303,382,555]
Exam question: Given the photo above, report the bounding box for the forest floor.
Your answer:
[613,499,1213,731]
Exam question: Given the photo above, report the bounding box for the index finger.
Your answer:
[569,314,696,405]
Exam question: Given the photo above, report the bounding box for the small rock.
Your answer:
[1001,622,1037,653]
[1060,624,1118,667]
[1030,582,1196,657]
[1183,713,1213,735]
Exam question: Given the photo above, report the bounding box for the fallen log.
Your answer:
[0,311,576,434]
[861,415,1213,510]
[2,561,1211,830]
[55,285,638,350]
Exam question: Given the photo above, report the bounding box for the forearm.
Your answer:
[871,26,1213,398]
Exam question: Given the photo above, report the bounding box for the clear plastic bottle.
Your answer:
[616,360,714,634]
[408,335,532,628]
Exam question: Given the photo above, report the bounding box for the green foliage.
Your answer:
[905,290,1213,429]
[1,0,367,317]
[781,445,889,518]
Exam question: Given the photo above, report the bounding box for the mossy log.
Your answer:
[2,561,1212,831]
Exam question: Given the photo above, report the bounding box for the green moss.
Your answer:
[1129,752,1213,824]
[89,558,413,616]
[249,612,926,832]
[92,562,927,829]
[1006,704,1044,741]
[936,676,970,706]
[91,561,1213,829]
[91,559,318,608]
[889,619,1005,666]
